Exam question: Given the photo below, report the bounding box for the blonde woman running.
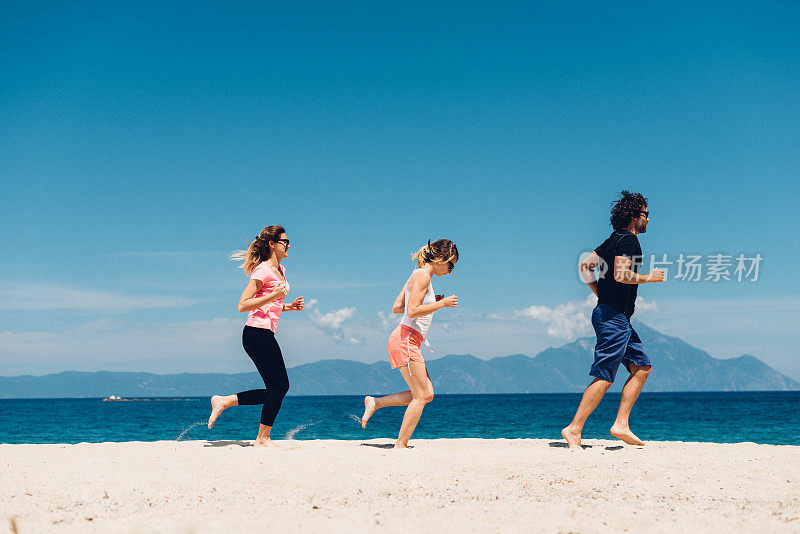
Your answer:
[207,225,304,448]
[361,239,459,448]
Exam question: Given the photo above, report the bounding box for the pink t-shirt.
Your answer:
[245,262,289,332]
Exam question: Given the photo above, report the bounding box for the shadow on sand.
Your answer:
[360,443,413,449]
[548,442,624,451]
[204,440,253,448]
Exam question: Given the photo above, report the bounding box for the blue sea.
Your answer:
[1,392,798,445]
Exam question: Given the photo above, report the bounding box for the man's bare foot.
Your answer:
[393,443,410,449]
[208,395,229,429]
[561,426,583,449]
[361,396,376,429]
[610,424,645,446]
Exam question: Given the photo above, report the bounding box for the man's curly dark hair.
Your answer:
[610,190,648,230]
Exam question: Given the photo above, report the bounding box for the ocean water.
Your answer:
[0,392,798,445]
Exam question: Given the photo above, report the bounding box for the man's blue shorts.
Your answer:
[589,303,651,383]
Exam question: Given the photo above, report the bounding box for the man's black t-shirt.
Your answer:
[594,230,642,318]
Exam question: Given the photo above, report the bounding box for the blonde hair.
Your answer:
[411,239,459,268]
[230,225,286,275]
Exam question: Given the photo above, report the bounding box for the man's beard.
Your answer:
[636,219,648,233]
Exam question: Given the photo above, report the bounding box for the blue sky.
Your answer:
[2,2,799,379]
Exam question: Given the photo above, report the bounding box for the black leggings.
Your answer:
[236,326,290,426]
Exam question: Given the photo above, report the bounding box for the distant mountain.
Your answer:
[1,322,797,398]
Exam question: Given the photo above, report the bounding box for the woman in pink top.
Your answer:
[207,225,304,448]
[360,239,459,448]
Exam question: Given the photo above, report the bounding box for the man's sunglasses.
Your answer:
[447,260,455,273]
[639,211,649,218]
[276,239,290,246]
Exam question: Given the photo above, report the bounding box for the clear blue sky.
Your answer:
[2,2,798,379]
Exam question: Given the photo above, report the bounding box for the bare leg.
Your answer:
[610,364,651,446]
[561,378,613,449]
[253,423,282,448]
[208,394,239,429]
[395,361,434,448]
[362,391,413,428]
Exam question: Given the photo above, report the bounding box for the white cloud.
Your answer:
[0,281,197,312]
[515,294,597,339]
[376,311,393,331]
[305,299,360,345]
[510,295,658,340]
[634,296,659,313]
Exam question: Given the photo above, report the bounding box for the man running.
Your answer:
[562,191,664,449]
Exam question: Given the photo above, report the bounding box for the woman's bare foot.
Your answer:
[561,426,583,449]
[252,439,282,449]
[610,424,645,446]
[361,396,376,429]
[208,395,235,429]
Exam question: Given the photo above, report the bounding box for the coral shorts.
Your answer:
[388,325,425,369]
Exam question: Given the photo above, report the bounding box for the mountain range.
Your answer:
[1,322,797,398]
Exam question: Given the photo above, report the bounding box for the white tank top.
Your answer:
[400,268,436,338]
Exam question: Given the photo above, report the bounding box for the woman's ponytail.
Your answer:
[410,239,458,268]
[230,225,286,275]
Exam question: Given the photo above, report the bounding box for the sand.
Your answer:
[1,438,798,533]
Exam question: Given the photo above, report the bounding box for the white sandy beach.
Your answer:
[1,438,798,533]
